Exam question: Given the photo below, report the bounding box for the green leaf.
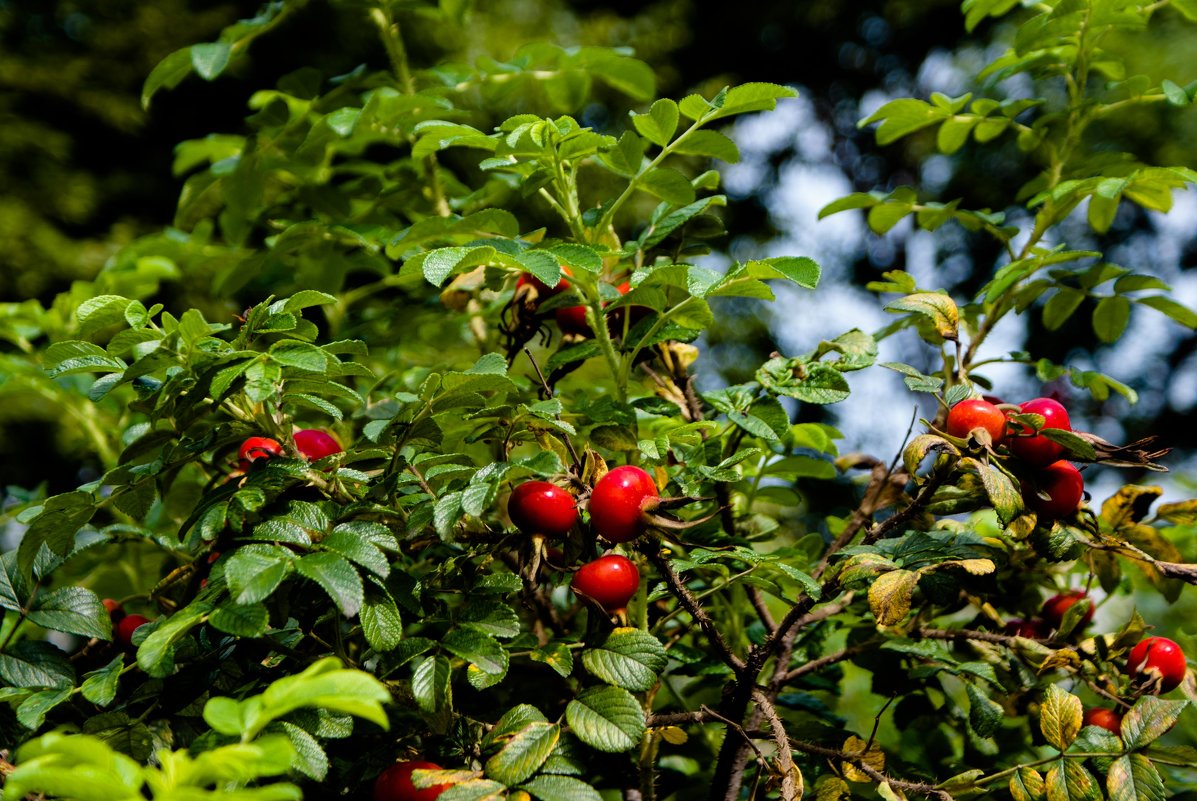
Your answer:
[1120,696,1189,750]
[966,682,1004,737]
[1043,288,1086,330]
[209,602,270,637]
[640,168,696,206]
[269,341,329,372]
[632,99,679,147]
[226,546,293,605]
[1092,296,1131,343]
[1107,754,1165,801]
[703,82,797,121]
[860,98,948,145]
[80,656,124,708]
[361,586,404,653]
[5,732,144,800]
[190,41,231,80]
[485,721,560,785]
[529,642,575,678]
[1040,685,1083,751]
[282,721,329,782]
[744,256,821,289]
[439,780,507,801]
[137,599,213,678]
[581,627,668,692]
[1136,295,1197,328]
[295,552,364,618]
[142,47,193,108]
[412,655,454,714]
[565,686,645,753]
[28,587,112,640]
[250,657,391,738]
[671,130,740,162]
[443,628,509,677]
[0,641,75,690]
[459,600,521,639]
[522,775,603,801]
[1045,760,1099,801]
[1010,768,1046,801]
[17,687,72,730]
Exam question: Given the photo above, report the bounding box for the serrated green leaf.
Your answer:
[581,627,667,692]
[565,686,645,752]
[486,721,560,785]
[295,553,364,618]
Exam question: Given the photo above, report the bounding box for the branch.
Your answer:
[640,541,745,673]
[752,691,801,801]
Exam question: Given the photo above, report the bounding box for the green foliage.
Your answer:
[3,1,1197,801]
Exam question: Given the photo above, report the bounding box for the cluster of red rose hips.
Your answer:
[508,465,660,614]
[1001,589,1188,734]
[945,396,1083,519]
[236,428,343,472]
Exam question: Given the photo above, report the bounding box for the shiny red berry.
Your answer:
[571,554,640,613]
[1021,460,1083,519]
[238,436,284,471]
[946,399,1006,445]
[1082,707,1122,735]
[294,429,343,461]
[115,614,151,646]
[1041,590,1094,629]
[1008,398,1071,465]
[372,760,451,801]
[554,304,592,336]
[508,481,578,538]
[1127,636,1187,694]
[589,465,659,543]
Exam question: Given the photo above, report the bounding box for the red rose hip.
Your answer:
[238,436,284,471]
[1009,398,1071,465]
[1003,618,1052,639]
[294,429,343,461]
[1041,590,1093,629]
[571,554,640,613]
[1082,707,1122,735]
[116,614,151,646]
[1127,636,1187,694]
[508,481,578,538]
[373,760,451,801]
[589,465,659,543]
[1021,460,1083,519]
[946,399,1007,445]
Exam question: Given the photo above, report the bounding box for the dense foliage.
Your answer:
[3,1,1197,800]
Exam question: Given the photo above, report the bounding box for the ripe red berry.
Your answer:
[1021,460,1084,519]
[589,465,659,543]
[1127,636,1187,694]
[1082,707,1123,735]
[238,436,284,471]
[1003,618,1052,639]
[115,614,151,646]
[373,760,451,801]
[294,429,343,461]
[1008,398,1071,465]
[571,554,641,613]
[508,481,578,538]
[946,399,1007,445]
[1041,590,1094,629]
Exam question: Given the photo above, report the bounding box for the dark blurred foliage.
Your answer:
[2,0,1196,491]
